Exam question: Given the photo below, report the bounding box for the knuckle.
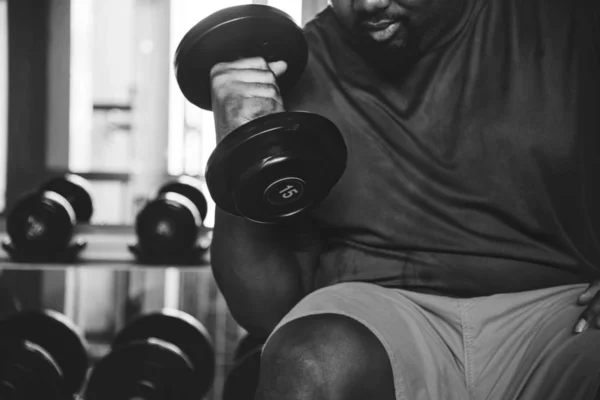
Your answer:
[254,57,269,69]
[263,69,278,84]
[264,70,277,87]
[210,62,228,78]
[210,74,225,90]
[210,71,232,93]
[264,84,279,99]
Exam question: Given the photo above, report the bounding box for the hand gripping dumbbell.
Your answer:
[222,334,265,400]
[4,174,94,261]
[83,309,215,400]
[0,310,89,400]
[131,176,209,263]
[174,4,347,224]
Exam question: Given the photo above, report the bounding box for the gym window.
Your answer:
[63,0,303,227]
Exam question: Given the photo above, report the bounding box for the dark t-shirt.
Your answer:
[285,0,600,296]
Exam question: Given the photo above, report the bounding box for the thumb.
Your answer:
[268,60,288,78]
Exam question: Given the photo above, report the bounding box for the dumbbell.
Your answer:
[6,174,94,256]
[223,334,265,400]
[0,310,89,400]
[174,4,347,224]
[84,309,215,400]
[134,176,208,259]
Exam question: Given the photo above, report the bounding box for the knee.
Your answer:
[257,314,395,400]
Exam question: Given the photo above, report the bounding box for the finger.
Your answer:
[212,57,278,74]
[574,291,600,333]
[239,83,282,102]
[267,60,288,78]
[215,82,282,105]
[578,281,600,305]
[212,58,288,82]
[213,68,279,87]
[226,58,287,75]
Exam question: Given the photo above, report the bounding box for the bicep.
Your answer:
[282,217,325,294]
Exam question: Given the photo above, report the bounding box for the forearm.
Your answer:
[211,208,318,337]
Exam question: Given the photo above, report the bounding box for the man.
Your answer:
[210,0,600,399]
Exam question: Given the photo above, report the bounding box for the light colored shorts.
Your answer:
[265,281,600,400]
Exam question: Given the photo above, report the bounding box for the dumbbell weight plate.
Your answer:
[112,309,215,398]
[6,192,76,254]
[41,174,94,223]
[0,338,64,400]
[84,339,197,400]
[223,347,262,400]
[235,151,328,222]
[0,310,89,396]
[174,4,308,111]
[158,176,208,222]
[206,112,347,223]
[135,192,201,255]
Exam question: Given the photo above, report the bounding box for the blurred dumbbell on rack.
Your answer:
[3,174,94,262]
[0,309,89,400]
[130,176,209,264]
[83,309,215,400]
[222,334,266,400]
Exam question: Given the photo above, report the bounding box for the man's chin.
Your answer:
[358,35,419,79]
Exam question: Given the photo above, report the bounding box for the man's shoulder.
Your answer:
[302,5,334,35]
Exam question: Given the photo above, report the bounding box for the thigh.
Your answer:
[264,282,469,400]
[469,284,600,400]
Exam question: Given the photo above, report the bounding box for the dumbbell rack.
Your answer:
[0,219,248,400]
[0,221,212,266]
[2,241,88,264]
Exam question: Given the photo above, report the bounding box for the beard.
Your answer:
[352,20,421,80]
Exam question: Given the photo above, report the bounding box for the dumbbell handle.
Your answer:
[160,192,202,227]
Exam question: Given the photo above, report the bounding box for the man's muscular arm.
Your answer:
[208,57,323,338]
[211,210,322,338]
